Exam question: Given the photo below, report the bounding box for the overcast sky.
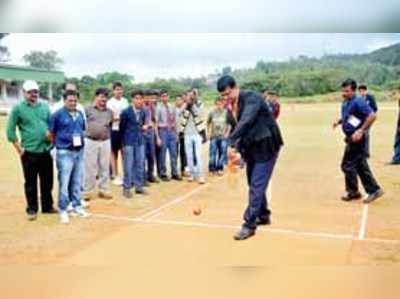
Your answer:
[0,0,399,32]
[3,33,400,82]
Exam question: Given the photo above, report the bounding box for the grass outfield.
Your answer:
[0,102,399,298]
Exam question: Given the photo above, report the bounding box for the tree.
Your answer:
[0,33,10,63]
[23,50,63,70]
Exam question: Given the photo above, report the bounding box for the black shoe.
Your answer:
[171,175,182,181]
[341,192,362,202]
[256,218,271,226]
[27,211,37,221]
[136,188,148,195]
[160,176,170,182]
[148,177,159,183]
[42,207,58,214]
[364,189,384,204]
[123,189,133,199]
[233,227,256,241]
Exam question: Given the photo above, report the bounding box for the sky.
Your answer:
[0,0,399,32]
[2,33,400,82]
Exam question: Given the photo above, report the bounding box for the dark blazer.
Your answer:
[365,94,378,113]
[119,106,146,146]
[228,90,283,162]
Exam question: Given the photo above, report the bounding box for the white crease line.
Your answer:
[136,176,225,221]
[358,204,369,240]
[93,213,400,244]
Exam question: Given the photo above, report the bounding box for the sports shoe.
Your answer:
[123,189,133,199]
[187,176,194,182]
[198,177,206,184]
[341,192,362,202]
[234,227,256,241]
[27,211,37,221]
[71,206,90,218]
[59,211,70,224]
[364,189,384,204]
[112,177,123,186]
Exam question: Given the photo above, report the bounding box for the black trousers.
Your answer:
[341,138,380,195]
[178,133,187,173]
[21,151,54,213]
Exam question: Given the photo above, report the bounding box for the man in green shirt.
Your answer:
[6,80,56,221]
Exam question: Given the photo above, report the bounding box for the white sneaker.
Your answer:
[112,177,123,186]
[80,200,90,208]
[188,176,194,182]
[198,177,206,184]
[66,203,74,213]
[59,211,70,224]
[71,206,90,218]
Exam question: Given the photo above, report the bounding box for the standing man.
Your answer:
[143,90,159,183]
[217,75,283,241]
[207,97,231,176]
[107,82,129,186]
[358,84,378,158]
[83,88,113,200]
[333,79,384,203]
[175,94,188,177]
[181,90,207,184]
[156,90,182,182]
[388,95,400,165]
[6,80,56,221]
[49,90,90,224]
[120,90,147,198]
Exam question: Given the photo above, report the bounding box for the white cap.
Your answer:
[22,80,39,92]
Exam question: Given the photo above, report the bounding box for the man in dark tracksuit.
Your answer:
[217,75,283,241]
[358,84,378,158]
[333,79,384,204]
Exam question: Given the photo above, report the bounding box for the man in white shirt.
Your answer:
[107,82,129,185]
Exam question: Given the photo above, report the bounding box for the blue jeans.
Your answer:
[56,149,84,211]
[123,144,145,190]
[393,131,400,163]
[208,137,227,172]
[243,154,278,230]
[184,133,203,178]
[159,128,178,177]
[145,129,156,179]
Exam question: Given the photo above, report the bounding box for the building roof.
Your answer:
[0,64,65,83]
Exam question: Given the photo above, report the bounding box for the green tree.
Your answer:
[23,50,63,70]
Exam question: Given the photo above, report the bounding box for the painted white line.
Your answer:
[358,204,369,240]
[92,213,354,242]
[136,176,225,221]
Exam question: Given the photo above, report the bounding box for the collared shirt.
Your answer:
[156,103,176,130]
[362,94,378,113]
[6,99,52,153]
[49,107,86,150]
[107,97,129,131]
[84,105,113,140]
[207,108,228,138]
[341,96,373,136]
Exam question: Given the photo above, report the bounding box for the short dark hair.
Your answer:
[131,89,144,98]
[358,84,368,91]
[95,88,109,97]
[63,89,77,100]
[341,79,357,91]
[112,82,123,90]
[217,75,236,92]
[159,89,168,96]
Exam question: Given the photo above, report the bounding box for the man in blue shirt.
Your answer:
[358,84,378,158]
[388,97,400,165]
[120,90,148,198]
[49,90,90,224]
[333,79,383,204]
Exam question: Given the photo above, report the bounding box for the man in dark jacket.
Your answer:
[217,75,284,241]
